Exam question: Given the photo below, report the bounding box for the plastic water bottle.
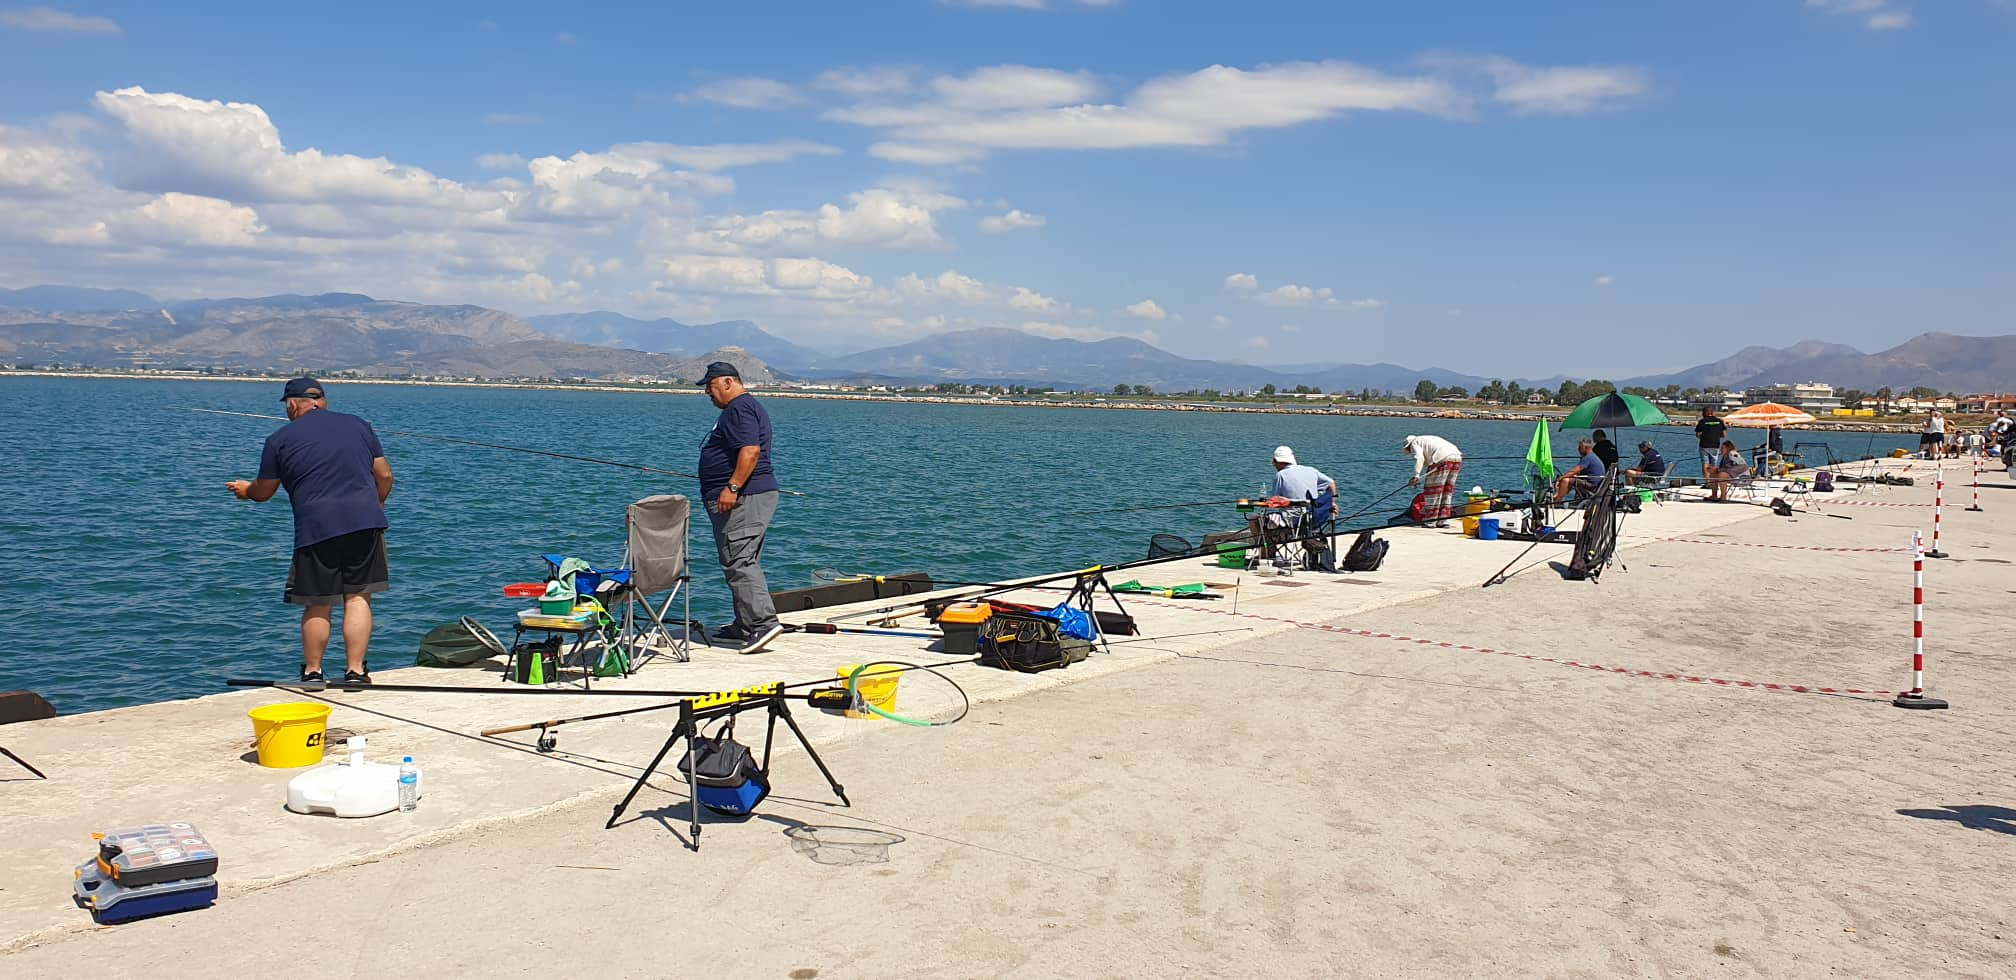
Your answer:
[398,757,418,812]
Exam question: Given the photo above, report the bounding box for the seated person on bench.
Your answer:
[1711,440,1750,501]
[1625,441,1667,485]
[1553,439,1606,501]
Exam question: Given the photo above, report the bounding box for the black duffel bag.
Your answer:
[977,611,1093,673]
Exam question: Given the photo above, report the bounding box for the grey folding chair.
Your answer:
[622,494,704,663]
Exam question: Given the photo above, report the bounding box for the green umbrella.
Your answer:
[1560,391,1670,429]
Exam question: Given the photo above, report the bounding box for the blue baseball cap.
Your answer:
[697,361,741,386]
[280,376,324,401]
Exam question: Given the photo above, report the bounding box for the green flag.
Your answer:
[1525,420,1556,487]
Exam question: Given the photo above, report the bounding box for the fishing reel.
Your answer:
[534,726,559,753]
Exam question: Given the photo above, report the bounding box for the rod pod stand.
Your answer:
[605,694,850,850]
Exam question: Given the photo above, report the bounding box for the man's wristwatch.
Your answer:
[727,483,743,494]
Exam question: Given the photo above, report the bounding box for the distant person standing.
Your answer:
[226,378,393,685]
[1403,435,1464,527]
[1920,410,1946,459]
[1695,406,1727,487]
[697,361,783,654]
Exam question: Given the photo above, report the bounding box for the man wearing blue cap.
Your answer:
[227,377,394,684]
[697,361,782,654]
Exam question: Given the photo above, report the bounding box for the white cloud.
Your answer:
[894,269,993,304]
[812,67,916,98]
[684,76,805,110]
[978,208,1045,232]
[518,149,732,221]
[656,254,874,299]
[0,124,95,196]
[1007,286,1058,312]
[1224,272,1258,291]
[475,152,525,170]
[555,32,579,45]
[1431,55,1649,115]
[126,192,264,246]
[698,186,963,252]
[1212,314,1232,328]
[1246,335,1271,351]
[1124,298,1167,320]
[0,7,118,32]
[1257,283,1330,308]
[1343,298,1385,310]
[1228,273,1383,311]
[1806,0,1914,31]
[614,140,841,171]
[1593,274,1615,287]
[93,87,506,211]
[1279,323,1302,333]
[830,60,1466,164]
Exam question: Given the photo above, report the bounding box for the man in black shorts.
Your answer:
[227,378,394,684]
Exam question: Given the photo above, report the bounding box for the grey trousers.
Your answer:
[704,490,778,630]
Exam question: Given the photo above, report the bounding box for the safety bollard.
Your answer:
[1894,531,1950,710]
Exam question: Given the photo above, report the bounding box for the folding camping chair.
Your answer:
[620,494,703,663]
[1262,491,1337,572]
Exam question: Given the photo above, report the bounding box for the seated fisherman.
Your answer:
[1248,446,1336,555]
[1553,439,1607,501]
[1626,441,1667,485]
[1711,440,1750,501]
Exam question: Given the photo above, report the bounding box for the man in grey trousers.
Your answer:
[696,361,783,653]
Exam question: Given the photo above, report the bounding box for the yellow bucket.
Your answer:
[837,664,902,720]
[1462,516,1482,537]
[247,702,332,768]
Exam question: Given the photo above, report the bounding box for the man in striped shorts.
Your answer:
[1404,435,1464,528]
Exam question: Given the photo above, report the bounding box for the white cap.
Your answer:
[1273,446,1296,464]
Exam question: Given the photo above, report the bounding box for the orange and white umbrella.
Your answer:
[1723,402,1817,427]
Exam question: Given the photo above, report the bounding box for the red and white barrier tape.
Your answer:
[1643,537,1906,554]
[1130,598,1895,697]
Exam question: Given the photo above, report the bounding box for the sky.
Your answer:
[0,1,2010,377]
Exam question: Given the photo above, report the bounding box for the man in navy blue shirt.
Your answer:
[697,361,782,653]
[1553,438,1608,500]
[227,377,394,684]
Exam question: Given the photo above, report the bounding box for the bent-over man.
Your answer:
[227,377,393,685]
[1403,435,1464,528]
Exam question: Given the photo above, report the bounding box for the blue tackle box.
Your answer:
[74,861,217,924]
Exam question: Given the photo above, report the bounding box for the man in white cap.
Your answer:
[1403,435,1464,527]
[1247,447,1337,557]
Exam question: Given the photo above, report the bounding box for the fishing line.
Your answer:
[843,659,970,728]
[188,407,809,496]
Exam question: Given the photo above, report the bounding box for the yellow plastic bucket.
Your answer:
[248,702,332,768]
[1462,516,1482,537]
[837,664,902,720]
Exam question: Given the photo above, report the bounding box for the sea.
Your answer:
[3,376,1923,714]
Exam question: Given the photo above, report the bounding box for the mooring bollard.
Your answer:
[1894,530,1950,710]
[1926,463,1950,558]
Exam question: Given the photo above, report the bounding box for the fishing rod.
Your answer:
[228,657,979,701]
[189,408,809,497]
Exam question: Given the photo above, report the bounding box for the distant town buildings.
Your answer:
[1744,382,1842,414]
[1958,393,2016,413]
[1689,390,1746,412]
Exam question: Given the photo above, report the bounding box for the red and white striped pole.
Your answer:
[1925,463,1950,558]
[1966,455,1983,512]
[1895,531,1949,709]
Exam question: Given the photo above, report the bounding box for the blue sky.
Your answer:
[1,1,2010,376]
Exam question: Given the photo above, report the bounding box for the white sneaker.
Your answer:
[740,623,784,655]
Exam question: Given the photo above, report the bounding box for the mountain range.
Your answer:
[0,289,773,384]
[0,284,2005,394]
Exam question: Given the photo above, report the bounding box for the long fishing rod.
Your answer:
[228,657,978,701]
[189,408,809,497]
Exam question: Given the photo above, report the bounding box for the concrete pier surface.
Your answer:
[5,458,2012,977]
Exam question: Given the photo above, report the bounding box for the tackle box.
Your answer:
[75,861,217,924]
[93,823,219,887]
[934,602,994,655]
[517,607,598,630]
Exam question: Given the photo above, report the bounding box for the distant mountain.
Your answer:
[0,291,770,382]
[1622,340,1865,390]
[528,311,826,371]
[0,285,159,313]
[1287,363,1492,394]
[1623,334,2015,393]
[822,327,1287,391]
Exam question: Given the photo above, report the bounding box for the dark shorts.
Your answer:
[1919,433,1944,445]
[285,528,389,606]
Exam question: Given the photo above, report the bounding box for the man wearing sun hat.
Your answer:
[227,377,394,685]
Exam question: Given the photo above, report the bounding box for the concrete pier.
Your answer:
[5,458,2012,977]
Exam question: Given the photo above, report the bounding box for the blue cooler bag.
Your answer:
[675,720,769,816]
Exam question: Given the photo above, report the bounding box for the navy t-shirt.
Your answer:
[257,409,388,549]
[1577,452,1607,481]
[698,394,777,498]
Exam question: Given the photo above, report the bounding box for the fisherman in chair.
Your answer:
[1247,446,1338,562]
[1552,439,1608,504]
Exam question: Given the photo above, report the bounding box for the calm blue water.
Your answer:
[3,377,1919,714]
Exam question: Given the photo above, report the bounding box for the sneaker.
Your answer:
[739,623,784,655]
[341,669,373,686]
[300,669,324,684]
[712,623,750,641]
